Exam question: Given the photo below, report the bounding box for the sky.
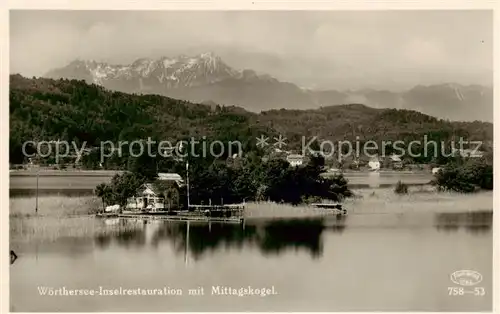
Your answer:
[10,10,493,90]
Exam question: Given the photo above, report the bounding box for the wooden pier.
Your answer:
[114,213,244,223]
[95,203,245,223]
[311,203,347,215]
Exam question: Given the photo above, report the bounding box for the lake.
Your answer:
[9,171,434,197]
[9,191,493,312]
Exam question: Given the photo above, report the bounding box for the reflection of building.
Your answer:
[286,154,304,167]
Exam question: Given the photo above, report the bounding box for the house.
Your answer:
[286,154,304,167]
[389,155,403,169]
[368,157,380,171]
[127,173,184,211]
[451,148,484,158]
[126,183,165,212]
[432,167,442,175]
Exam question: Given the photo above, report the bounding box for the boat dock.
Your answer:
[311,203,347,215]
[96,203,246,223]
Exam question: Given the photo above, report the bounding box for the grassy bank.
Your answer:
[10,195,100,218]
[344,187,493,215]
[10,187,492,220]
[244,186,492,218]
[9,169,123,176]
[9,195,134,246]
[10,196,99,244]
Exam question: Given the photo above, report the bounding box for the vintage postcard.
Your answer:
[6,3,497,312]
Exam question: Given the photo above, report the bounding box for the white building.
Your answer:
[126,183,165,211]
[389,155,403,169]
[451,148,484,158]
[368,158,381,171]
[286,154,304,167]
[432,167,442,175]
[390,155,402,162]
[126,173,184,211]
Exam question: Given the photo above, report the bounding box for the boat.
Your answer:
[95,212,119,218]
[311,203,347,215]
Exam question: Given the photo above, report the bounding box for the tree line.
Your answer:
[10,75,492,166]
[95,154,352,210]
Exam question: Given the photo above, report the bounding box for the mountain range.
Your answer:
[45,52,493,122]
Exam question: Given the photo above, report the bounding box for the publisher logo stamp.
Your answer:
[450,270,483,286]
[448,270,485,297]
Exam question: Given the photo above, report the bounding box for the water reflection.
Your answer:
[434,211,492,233]
[91,211,492,260]
[94,216,348,259]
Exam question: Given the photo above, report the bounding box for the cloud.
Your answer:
[9,10,493,89]
[401,38,447,67]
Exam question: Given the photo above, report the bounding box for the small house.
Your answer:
[127,183,165,211]
[389,155,403,169]
[432,167,442,175]
[126,173,184,211]
[286,154,304,167]
[368,158,380,171]
[451,148,484,158]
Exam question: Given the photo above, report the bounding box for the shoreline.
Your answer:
[10,169,431,176]
[9,169,124,177]
[9,170,434,191]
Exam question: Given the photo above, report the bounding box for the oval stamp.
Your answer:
[450,270,483,286]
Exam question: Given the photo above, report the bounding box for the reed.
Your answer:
[10,214,141,245]
[9,195,100,218]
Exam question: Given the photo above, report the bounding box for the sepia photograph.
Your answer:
[8,8,495,312]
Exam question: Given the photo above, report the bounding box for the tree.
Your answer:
[433,158,493,193]
[109,172,146,209]
[94,183,112,213]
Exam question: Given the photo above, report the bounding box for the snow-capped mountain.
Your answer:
[45,53,493,122]
[46,52,272,89]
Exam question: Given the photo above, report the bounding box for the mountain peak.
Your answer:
[46,53,244,88]
[43,55,492,122]
[199,51,219,59]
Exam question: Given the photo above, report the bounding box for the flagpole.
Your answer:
[186,161,190,209]
[35,166,39,213]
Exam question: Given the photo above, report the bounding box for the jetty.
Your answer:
[96,203,246,223]
[311,203,347,215]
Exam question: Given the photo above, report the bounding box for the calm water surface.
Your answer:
[10,171,433,193]
[10,208,492,312]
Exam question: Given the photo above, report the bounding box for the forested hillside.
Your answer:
[9,75,271,163]
[10,75,493,164]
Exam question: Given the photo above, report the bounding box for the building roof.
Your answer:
[158,173,183,182]
[390,155,402,162]
[286,154,304,160]
[142,183,160,195]
[451,148,484,157]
